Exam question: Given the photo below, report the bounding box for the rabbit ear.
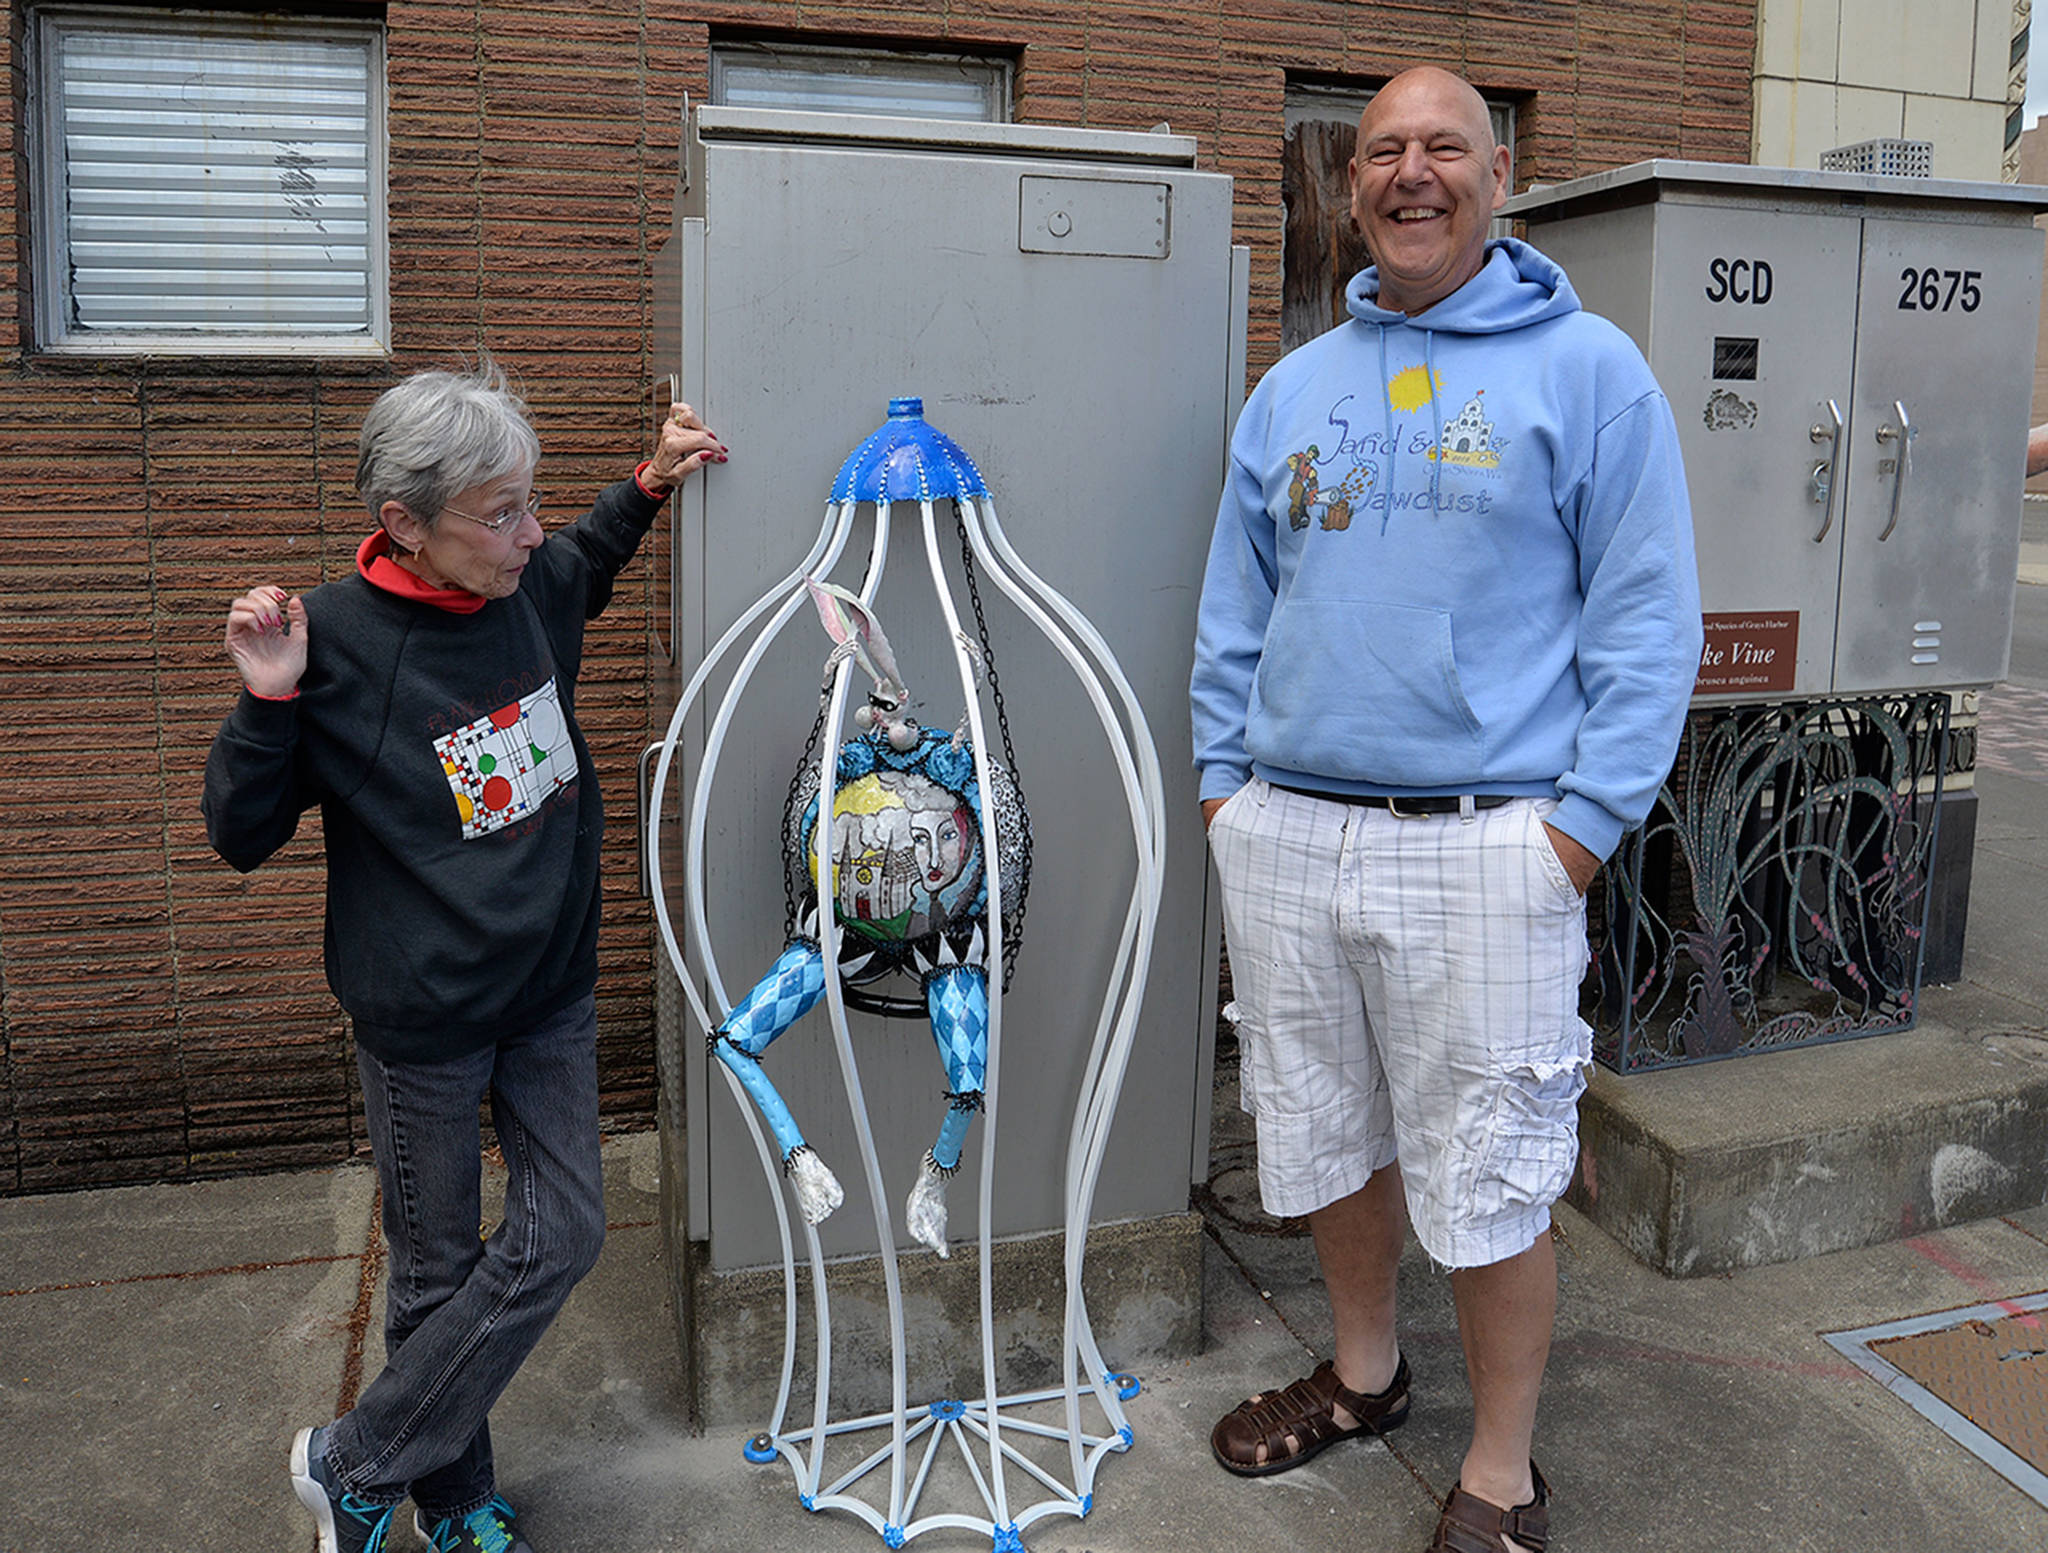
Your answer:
[804,575,861,646]
[804,576,908,703]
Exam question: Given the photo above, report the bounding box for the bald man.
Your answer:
[1190,67,1701,1551]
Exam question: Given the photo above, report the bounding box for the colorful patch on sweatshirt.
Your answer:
[435,678,578,841]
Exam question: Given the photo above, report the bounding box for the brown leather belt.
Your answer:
[1272,784,1513,818]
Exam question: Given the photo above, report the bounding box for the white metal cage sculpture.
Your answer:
[647,398,1167,1550]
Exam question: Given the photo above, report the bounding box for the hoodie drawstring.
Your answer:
[1376,324,1444,530]
[1425,328,1444,518]
[1376,325,1397,536]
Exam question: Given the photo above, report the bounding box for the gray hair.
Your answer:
[355,358,542,527]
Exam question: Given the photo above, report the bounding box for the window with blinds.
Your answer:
[31,9,388,355]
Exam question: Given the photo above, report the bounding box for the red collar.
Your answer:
[356,531,487,614]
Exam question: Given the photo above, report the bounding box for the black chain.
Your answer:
[955,508,1020,781]
[781,692,832,941]
[956,503,1031,987]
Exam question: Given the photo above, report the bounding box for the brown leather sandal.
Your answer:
[1209,1354,1411,1477]
[1426,1461,1550,1553]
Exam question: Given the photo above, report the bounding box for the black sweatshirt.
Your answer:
[203,477,664,1062]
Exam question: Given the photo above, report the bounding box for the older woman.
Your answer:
[203,362,723,1553]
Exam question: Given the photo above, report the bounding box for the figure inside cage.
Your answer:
[709,578,1030,1256]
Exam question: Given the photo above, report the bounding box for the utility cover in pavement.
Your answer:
[1826,1291,2048,1509]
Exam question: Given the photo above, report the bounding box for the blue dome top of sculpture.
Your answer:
[831,397,989,504]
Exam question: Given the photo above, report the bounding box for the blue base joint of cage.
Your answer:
[800,1494,817,1511]
[885,1526,906,1548]
[1107,1371,1141,1401]
[992,1525,1026,1553]
[1117,1426,1134,1447]
[743,1433,777,1464]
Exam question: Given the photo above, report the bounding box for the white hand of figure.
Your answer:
[905,1155,951,1258]
[787,1147,845,1225]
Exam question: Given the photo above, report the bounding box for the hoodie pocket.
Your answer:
[1250,599,1483,786]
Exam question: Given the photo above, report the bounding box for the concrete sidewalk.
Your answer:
[7,608,2048,1551]
[7,1057,2048,1550]
[4,1127,2046,1553]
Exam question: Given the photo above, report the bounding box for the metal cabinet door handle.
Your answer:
[637,742,665,899]
[1809,397,1844,543]
[1874,399,1915,542]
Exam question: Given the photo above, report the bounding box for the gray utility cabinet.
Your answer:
[651,106,1247,1277]
[1507,162,2046,702]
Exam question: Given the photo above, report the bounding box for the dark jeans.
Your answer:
[324,993,606,1516]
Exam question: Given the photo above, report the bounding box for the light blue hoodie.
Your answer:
[1190,238,1702,860]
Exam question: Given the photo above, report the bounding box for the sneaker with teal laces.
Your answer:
[415,1495,533,1553]
[291,1425,398,1553]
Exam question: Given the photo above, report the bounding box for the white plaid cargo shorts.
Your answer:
[1207,778,1593,1268]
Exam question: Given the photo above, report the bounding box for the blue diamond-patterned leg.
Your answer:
[925,965,988,1171]
[712,940,826,1163]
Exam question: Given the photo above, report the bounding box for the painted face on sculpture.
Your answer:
[914,807,972,890]
[819,770,984,943]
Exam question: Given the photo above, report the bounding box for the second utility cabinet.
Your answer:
[1507,161,2045,701]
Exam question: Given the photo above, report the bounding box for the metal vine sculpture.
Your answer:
[1589,694,1948,1071]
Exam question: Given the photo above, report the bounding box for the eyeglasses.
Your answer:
[439,490,542,533]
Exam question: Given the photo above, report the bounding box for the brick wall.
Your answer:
[0,0,1753,1195]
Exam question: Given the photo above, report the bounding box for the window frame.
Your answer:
[708,40,1013,123]
[28,4,391,358]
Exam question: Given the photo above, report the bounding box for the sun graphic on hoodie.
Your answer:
[1386,366,1442,414]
